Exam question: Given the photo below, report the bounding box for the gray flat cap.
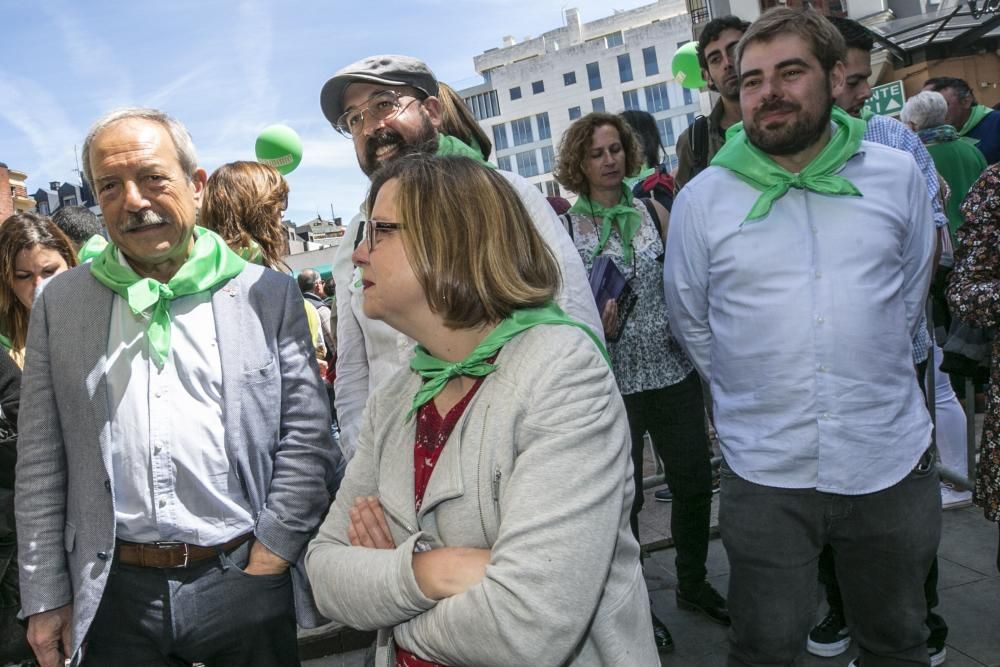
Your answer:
[320,55,439,125]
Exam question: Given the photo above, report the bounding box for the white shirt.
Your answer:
[107,251,253,544]
[663,139,935,494]
[332,169,604,459]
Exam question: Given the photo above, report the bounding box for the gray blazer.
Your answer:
[306,325,659,666]
[15,262,336,662]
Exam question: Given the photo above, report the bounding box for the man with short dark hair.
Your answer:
[673,16,749,191]
[298,268,334,355]
[51,205,106,261]
[664,9,940,665]
[16,107,335,667]
[924,76,1000,164]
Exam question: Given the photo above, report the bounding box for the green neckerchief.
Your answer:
[407,302,609,420]
[77,235,108,263]
[0,333,11,351]
[624,165,655,189]
[569,183,643,262]
[436,134,496,169]
[89,227,247,368]
[860,107,874,121]
[237,239,264,264]
[959,104,993,137]
[710,106,865,222]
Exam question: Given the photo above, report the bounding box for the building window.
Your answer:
[536,112,551,140]
[642,46,658,76]
[541,145,556,174]
[464,90,501,120]
[498,155,512,171]
[564,71,576,86]
[511,117,534,146]
[493,124,509,151]
[38,200,49,215]
[586,62,602,91]
[516,150,540,177]
[532,80,545,94]
[545,180,561,197]
[657,118,676,148]
[510,86,522,101]
[605,31,624,47]
[592,97,606,113]
[683,87,694,105]
[644,82,670,113]
[569,106,582,120]
[623,89,640,110]
[617,54,634,84]
[62,196,77,207]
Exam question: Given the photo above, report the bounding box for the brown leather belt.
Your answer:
[115,532,253,569]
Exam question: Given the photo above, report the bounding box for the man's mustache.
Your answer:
[123,209,170,232]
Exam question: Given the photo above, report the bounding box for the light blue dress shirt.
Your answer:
[663,139,935,494]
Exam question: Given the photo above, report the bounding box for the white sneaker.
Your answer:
[846,645,946,667]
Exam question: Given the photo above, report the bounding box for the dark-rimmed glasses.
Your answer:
[363,219,405,252]
[334,90,420,138]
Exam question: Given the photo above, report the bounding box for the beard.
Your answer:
[745,88,833,157]
[360,110,438,177]
[718,74,740,102]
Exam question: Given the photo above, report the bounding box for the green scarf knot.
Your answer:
[89,227,247,368]
[407,302,609,420]
[959,104,993,137]
[435,134,496,169]
[569,183,643,262]
[711,106,865,222]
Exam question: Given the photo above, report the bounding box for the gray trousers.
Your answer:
[82,540,299,667]
[720,455,941,667]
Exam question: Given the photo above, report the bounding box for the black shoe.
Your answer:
[806,608,850,657]
[650,609,674,653]
[654,487,673,502]
[676,582,731,626]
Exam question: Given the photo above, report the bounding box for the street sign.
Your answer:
[863,80,906,117]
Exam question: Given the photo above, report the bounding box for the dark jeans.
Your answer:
[720,458,941,666]
[622,371,713,593]
[83,540,299,666]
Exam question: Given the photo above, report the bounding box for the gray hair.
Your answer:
[900,91,948,131]
[81,107,198,188]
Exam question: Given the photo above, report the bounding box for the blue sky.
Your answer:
[1,0,652,225]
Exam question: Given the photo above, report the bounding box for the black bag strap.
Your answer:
[690,115,710,175]
[638,197,666,262]
[560,212,574,242]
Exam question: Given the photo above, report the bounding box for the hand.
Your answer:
[601,299,619,338]
[347,496,395,549]
[242,539,290,576]
[27,604,72,667]
[412,547,491,600]
[317,358,329,376]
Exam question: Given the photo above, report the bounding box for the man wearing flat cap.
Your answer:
[319,55,603,459]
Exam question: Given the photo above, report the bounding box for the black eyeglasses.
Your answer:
[334,90,420,138]
[364,219,405,252]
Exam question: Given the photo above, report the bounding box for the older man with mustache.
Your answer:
[15,107,337,667]
[319,55,602,459]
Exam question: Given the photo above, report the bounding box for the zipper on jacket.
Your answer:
[477,405,492,544]
[492,467,502,518]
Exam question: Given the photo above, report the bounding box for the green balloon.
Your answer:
[255,124,303,175]
[672,41,707,90]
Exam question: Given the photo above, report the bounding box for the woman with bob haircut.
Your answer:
[200,160,290,268]
[556,113,727,642]
[0,211,78,366]
[306,154,658,667]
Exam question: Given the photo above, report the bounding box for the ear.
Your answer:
[829,61,847,101]
[190,167,208,207]
[703,68,718,92]
[422,96,443,129]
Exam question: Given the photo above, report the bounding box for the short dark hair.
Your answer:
[737,8,846,77]
[51,205,102,245]
[619,110,663,169]
[925,76,976,105]
[827,16,875,52]
[697,16,751,70]
[298,268,320,294]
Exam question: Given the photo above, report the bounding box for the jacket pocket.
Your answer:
[64,522,76,553]
[243,356,276,385]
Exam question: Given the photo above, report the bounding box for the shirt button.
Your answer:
[97,551,108,561]
[817,316,825,323]
[158,498,167,508]
[819,365,829,372]
[815,271,822,279]
[154,391,162,398]
[822,412,831,420]
[104,479,111,492]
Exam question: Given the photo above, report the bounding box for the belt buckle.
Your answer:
[152,541,190,568]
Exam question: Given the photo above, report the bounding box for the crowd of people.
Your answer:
[1,6,999,667]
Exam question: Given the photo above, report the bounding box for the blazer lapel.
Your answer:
[80,279,115,484]
[212,278,243,467]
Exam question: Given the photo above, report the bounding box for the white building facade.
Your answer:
[457,0,706,198]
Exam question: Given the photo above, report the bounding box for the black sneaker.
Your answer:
[806,608,850,657]
[654,487,673,502]
[929,644,947,666]
[650,608,674,653]
[676,582,730,626]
